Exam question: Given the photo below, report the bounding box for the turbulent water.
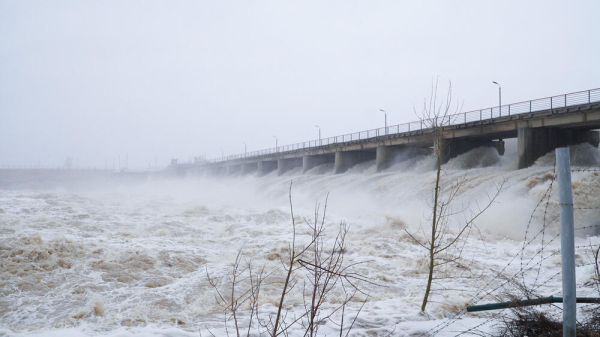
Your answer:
[1,145,600,336]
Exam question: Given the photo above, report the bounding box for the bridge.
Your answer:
[191,88,600,176]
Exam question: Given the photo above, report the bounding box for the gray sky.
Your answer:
[1,1,599,169]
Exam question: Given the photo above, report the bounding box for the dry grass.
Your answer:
[499,307,600,336]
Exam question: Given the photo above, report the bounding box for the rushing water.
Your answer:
[1,145,600,336]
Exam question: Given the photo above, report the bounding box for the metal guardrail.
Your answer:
[210,88,600,163]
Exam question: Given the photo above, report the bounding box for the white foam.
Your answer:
[1,146,599,336]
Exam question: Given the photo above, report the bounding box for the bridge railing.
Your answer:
[209,88,600,163]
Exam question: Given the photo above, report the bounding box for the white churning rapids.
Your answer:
[1,144,600,336]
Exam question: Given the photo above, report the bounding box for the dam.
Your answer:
[180,88,600,176]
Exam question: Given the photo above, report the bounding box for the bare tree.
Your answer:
[269,184,369,336]
[206,248,266,337]
[263,182,312,336]
[405,79,504,312]
[207,183,373,336]
[297,196,370,336]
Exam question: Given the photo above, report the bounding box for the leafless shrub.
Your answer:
[297,195,371,336]
[499,308,563,337]
[206,248,266,337]
[498,304,600,337]
[206,182,374,336]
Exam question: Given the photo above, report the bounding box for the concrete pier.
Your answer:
[375,146,425,172]
[278,158,303,176]
[213,166,227,176]
[376,146,396,172]
[227,164,241,176]
[241,162,258,175]
[257,160,278,176]
[518,128,599,169]
[334,150,376,174]
[302,154,334,173]
[439,139,505,164]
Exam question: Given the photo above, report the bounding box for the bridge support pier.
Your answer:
[241,162,258,175]
[518,128,599,169]
[216,166,227,176]
[303,154,335,173]
[227,164,241,176]
[375,146,424,172]
[278,158,303,176]
[438,139,505,164]
[334,150,376,174]
[257,161,278,176]
[376,146,395,172]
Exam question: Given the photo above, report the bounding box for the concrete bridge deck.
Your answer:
[189,88,600,176]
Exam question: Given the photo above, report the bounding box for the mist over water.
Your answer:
[1,145,600,336]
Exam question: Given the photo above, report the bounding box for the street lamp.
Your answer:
[380,109,387,135]
[242,142,247,157]
[493,81,502,117]
[273,135,278,151]
[315,125,321,145]
[221,149,224,161]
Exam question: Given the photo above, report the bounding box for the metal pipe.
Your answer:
[468,296,558,312]
[467,297,600,312]
[557,147,576,337]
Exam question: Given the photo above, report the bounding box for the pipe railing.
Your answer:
[210,88,600,164]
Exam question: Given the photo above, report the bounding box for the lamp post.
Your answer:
[243,142,247,157]
[380,109,387,135]
[221,149,224,161]
[493,81,502,117]
[315,125,321,145]
[273,135,278,152]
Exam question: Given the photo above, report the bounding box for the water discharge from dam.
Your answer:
[1,144,600,336]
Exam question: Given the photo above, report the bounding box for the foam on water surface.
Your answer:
[1,145,600,336]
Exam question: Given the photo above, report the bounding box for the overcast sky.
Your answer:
[1,1,599,169]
